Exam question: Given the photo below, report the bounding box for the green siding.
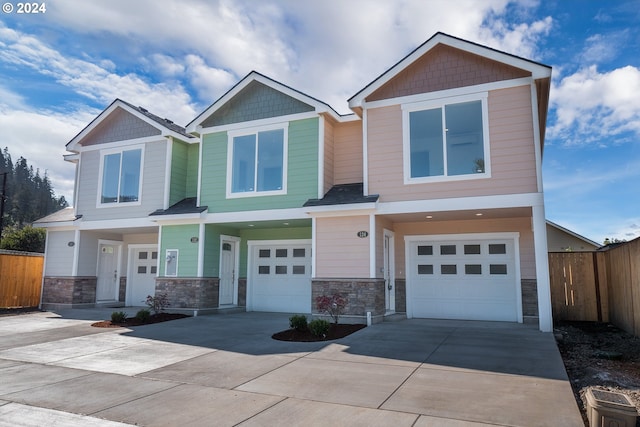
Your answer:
[202,225,239,277]
[160,224,200,277]
[186,143,199,198]
[238,227,312,276]
[200,117,319,212]
[170,142,199,206]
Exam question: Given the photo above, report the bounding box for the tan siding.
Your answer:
[323,119,335,194]
[375,216,394,279]
[393,217,535,279]
[367,44,530,102]
[315,216,370,278]
[367,86,538,201]
[334,121,363,184]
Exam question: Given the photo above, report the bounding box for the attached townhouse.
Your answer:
[36,33,554,331]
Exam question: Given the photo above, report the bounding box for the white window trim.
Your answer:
[402,92,491,185]
[225,122,289,199]
[165,249,179,277]
[96,144,145,208]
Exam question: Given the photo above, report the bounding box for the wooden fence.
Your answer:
[549,237,640,336]
[0,250,44,308]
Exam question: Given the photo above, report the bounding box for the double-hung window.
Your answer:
[227,124,287,197]
[98,146,143,205]
[403,93,489,183]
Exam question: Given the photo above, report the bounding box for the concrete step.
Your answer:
[383,312,407,322]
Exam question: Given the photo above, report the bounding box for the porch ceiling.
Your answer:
[214,218,312,230]
[381,207,532,223]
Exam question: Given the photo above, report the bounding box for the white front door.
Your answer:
[219,238,238,305]
[384,230,395,313]
[97,242,121,301]
[129,246,158,306]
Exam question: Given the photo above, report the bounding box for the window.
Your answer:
[404,94,488,183]
[228,125,287,197]
[99,147,143,205]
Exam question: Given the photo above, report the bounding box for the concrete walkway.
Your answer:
[0,309,583,426]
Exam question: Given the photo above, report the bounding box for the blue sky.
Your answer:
[0,0,639,244]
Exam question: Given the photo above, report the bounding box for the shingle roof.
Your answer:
[117,99,194,139]
[33,207,81,223]
[303,183,379,207]
[149,197,208,216]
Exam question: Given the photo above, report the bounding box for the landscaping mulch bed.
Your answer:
[91,313,189,328]
[555,321,640,426]
[272,323,366,342]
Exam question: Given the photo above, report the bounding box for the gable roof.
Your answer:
[303,183,379,207]
[546,220,601,249]
[349,32,552,109]
[186,71,349,133]
[66,99,194,152]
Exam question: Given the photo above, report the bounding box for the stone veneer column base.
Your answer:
[521,278,539,326]
[312,278,386,324]
[41,276,97,310]
[394,279,407,313]
[155,277,220,311]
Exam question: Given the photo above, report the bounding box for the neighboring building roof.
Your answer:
[546,220,601,251]
[304,183,379,207]
[66,99,194,151]
[33,207,81,224]
[186,71,354,133]
[149,197,208,216]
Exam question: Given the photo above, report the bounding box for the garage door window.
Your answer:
[490,264,508,275]
[465,264,482,274]
[464,244,481,255]
[417,245,433,255]
[259,249,270,258]
[489,244,506,254]
[440,245,456,255]
[418,264,434,274]
[441,264,457,274]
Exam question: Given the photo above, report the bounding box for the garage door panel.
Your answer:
[408,236,519,322]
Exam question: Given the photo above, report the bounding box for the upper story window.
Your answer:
[403,93,490,184]
[227,124,288,198]
[98,146,143,206]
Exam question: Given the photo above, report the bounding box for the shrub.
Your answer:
[315,294,347,324]
[135,309,151,323]
[110,311,127,323]
[145,293,170,314]
[308,319,330,338]
[289,314,308,332]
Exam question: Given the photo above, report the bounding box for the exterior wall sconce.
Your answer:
[190,237,199,243]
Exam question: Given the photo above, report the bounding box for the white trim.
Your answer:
[305,204,378,216]
[72,229,80,276]
[318,115,325,199]
[126,243,158,305]
[225,123,288,199]
[369,214,376,278]
[95,144,145,208]
[404,232,521,322]
[246,238,313,311]
[200,112,318,135]
[377,192,543,215]
[76,136,162,153]
[383,228,396,312]
[157,225,163,275]
[77,217,160,230]
[197,130,203,207]
[96,239,123,302]
[311,217,317,278]
[164,137,173,209]
[363,78,531,111]
[533,205,553,332]
[349,33,551,108]
[530,82,544,192]
[362,109,369,196]
[197,223,205,277]
[401,92,491,185]
[219,235,241,305]
[73,156,80,211]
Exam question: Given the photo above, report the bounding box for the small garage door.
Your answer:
[407,234,520,322]
[248,240,312,313]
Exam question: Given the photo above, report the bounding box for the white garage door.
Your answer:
[248,240,312,313]
[407,233,520,322]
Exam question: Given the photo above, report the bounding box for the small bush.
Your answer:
[308,319,330,337]
[145,293,170,314]
[111,311,127,323]
[316,294,347,324]
[289,314,308,331]
[135,309,151,323]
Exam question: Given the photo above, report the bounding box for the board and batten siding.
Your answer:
[393,216,535,279]
[200,118,319,212]
[367,85,537,202]
[76,139,168,221]
[315,216,370,278]
[334,120,363,185]
[160,224,200,277]
[44,230,76,276]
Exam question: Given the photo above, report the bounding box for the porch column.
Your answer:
[532,204,552,332]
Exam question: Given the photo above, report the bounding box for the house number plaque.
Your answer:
[357,231,368,238]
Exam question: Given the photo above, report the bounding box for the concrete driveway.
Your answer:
[0,309,583,426]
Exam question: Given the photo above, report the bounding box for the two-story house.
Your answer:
[36,33,554,331]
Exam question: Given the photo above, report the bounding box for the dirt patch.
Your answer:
[92,313,189,328]
[272,323,366,342]
[556,321,640,426]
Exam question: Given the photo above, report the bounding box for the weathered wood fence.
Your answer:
[549,237,640,336]
[0,250,44,308]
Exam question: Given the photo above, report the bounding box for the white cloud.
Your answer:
[548,65,640,145]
